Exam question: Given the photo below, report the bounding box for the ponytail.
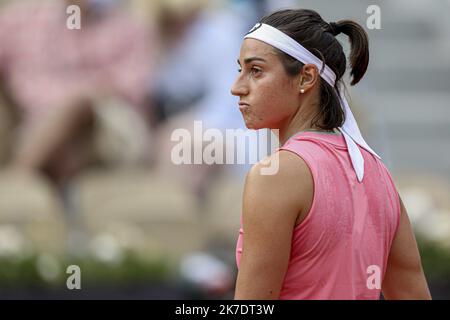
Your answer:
[332,20,369,85]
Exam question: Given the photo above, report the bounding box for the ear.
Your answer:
[298,64,320,93]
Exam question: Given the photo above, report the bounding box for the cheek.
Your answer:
[241,73,297,129]
[254,81,294,118]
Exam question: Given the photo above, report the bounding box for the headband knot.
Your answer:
[329,22,341,36]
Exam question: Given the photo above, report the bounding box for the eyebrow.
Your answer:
[237,57,267,65]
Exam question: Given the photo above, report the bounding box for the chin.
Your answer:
[242,117,267,130]
[243,121,260,130]
[244,119,264,130]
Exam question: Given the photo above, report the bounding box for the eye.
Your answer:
[237,67,242,73]
[250,67,262,75]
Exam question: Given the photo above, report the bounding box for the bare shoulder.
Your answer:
[246,150,311,185]
[235,151,314,299]
[243,150,313,223]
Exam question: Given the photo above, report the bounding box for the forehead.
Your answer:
[239,38,277,61]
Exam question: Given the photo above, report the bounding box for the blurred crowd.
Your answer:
[0,0,256,196]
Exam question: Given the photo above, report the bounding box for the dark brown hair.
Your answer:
[260,9,369,130]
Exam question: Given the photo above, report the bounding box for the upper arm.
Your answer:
[382,195,432,299]
[234,151,313,299]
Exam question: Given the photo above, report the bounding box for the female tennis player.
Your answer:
[231,9,431,299]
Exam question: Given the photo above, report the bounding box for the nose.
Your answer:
[230,76,249,97]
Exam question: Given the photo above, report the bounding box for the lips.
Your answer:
[238,102,249,110]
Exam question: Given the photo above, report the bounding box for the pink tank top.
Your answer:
[235,131,401,299]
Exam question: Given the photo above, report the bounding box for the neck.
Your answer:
[275,96,324,145]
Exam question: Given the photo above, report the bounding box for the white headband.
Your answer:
[244,23,380,182]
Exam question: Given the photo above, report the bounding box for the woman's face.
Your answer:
[231,39,301,130]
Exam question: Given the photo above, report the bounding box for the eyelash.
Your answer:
[237,67,262,76]
[251,67,261,75]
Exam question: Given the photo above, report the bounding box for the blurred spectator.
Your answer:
[150,0,298,204]
[150,0,266,204]
[0,0,157,188]
[151,0,263,125]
